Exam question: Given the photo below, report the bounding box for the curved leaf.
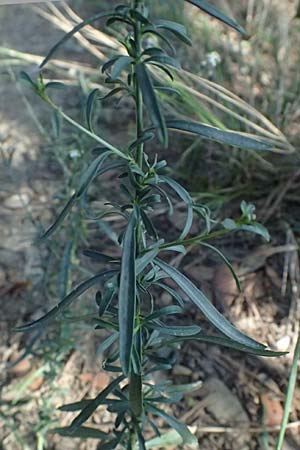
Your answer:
[166,119,273,151]
[147,404,197,445]
[185,0,245,34]
[69,375,124,431]
[37,194,76,243]
[199,241,241,292]
[15,270,118,332]
[135,63,168,147]
[167,333,287,357]
[86,88,99,132]
[40,11,113,68]
[155,258,266,350]
[53,426,108,439]
[159,175,193,239]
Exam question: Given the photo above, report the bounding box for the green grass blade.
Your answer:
[276,333,300,449]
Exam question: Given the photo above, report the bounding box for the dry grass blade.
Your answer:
[18,2,292,155]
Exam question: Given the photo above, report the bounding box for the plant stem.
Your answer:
[43,96,130,161]
[134,1,144,169]
[128,0,144,426]
[276,331,300,450]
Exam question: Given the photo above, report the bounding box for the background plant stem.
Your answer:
[276,332,300,450]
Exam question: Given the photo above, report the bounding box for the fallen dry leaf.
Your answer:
[261,392,283,427]
[8,355,31,376]
[200,377,249,425]
[213,264,239,307]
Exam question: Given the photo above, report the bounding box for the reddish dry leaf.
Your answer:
[8,356,31,376]
[261,392,283,427]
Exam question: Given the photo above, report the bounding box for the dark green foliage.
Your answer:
[17,1,284,448]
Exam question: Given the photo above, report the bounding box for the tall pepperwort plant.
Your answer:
[17,1,286,448]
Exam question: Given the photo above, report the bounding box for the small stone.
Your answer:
[172,364,193,376]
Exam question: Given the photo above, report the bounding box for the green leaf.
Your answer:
[148,322,201,337]
[168,333,287,357]
[77,152,111,198]
[96,332,119,356]
[53,426,108,439]
[45,81,66,90]
[147,404,197,445]
[15,270,118,332]
[58,240,73,299]
[155,282,185,307]
[145,305,183,322]
[222,219,270,242]
[155,258,266,351]
[37,194,76,243]
[40,11,113,68]
[159,176,193,239]
[111,56,134,80]
[59,400,91,412]
[135,63,168,147]
[136,248,159,276]
[83,249,119,264]
[166,119,273,151]
[119,212,137,375]
[20,70,35,87]
[185,0,245,34]
[163,380,202,395]
[86,88,99,132]
[98,284,116,316]
[69,376,124,431]
[199,242,241,292]
[155,19,192,46]
[145,55,181,70]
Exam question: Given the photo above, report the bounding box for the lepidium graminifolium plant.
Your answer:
[16,1,286,448]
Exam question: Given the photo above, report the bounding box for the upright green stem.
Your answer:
[134,1,144,169]
[129,0,144,426]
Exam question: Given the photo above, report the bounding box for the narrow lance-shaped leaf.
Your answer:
[147,404,197,445]
[36,194,76,243]
[110,56,133,80]
[38,152,111,242]
[185,0,245,34]
[53,426,108,440]
[159,175,193,240]
[135,63,168,147]
[155,258,266,350]
[86,88,99,132]
[155,19,192,46]
[167,333,287,357]
[15,270,119,332]
[166,119,273,151]
[69,375,124,432]
[40,11,114,68]
[119,212,137,375]
[199,241,241,292]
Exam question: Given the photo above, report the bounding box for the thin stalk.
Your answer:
[43,96,130,161]
[276,332,300,450]
[158,228,230,251]
[128,0,144,427]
